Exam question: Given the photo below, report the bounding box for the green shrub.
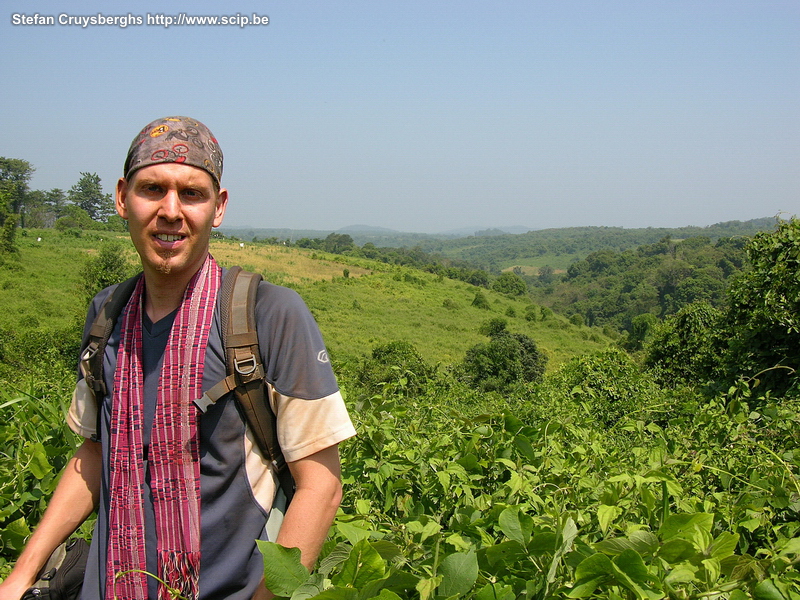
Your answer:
[460,326,547,392]
[555,347,665,426]
[355,340,436,399]
[79,240,133,305]
[471,290,490,310]
[491,272,527,296]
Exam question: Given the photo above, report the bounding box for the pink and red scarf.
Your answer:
[107,255,221,600]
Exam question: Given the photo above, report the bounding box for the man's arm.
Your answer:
[277,443,343,569]
[0,438,102,600]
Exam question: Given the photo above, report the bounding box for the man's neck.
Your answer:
[141,270,195,323]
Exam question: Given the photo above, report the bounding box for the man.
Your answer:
[0,116,356,600]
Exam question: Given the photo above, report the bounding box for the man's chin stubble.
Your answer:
[155,250,176,275]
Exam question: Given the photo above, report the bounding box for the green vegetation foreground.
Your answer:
[1,219,799,599]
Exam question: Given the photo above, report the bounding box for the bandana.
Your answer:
[106,255,221,600]
[124,116,223,186]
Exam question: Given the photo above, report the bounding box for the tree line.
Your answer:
[0,157,122,241]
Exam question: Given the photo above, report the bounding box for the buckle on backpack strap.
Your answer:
[234,355,257,376]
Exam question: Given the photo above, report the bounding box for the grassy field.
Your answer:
[0,230,611,372]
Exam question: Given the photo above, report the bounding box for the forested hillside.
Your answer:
[416,218,777,271]
[529,235,748,332]
[1,218,798,599]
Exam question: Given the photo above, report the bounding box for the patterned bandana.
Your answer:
[106,254,221,600]
[124,116,223,186]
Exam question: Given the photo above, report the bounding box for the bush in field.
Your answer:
[644,301,720,384]
[491,271,527,296]
[555,347,666,426]
[471,290,490,309]
[460,322,547,392]
[79,240,133,305]
[356,340,436,398]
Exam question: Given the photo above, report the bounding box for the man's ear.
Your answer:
[115,177,129,220]
[213,188,228,228]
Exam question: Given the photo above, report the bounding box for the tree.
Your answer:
[0,158,34,215]
[722,217,800,392]
[68,172,114,222]
[460,325,547,392]
[0,190,19,255]
[644,302,720,383]
[491,272,527,296]
[322,233,355,254]
[55,205,95,230]
[79,240,132,305]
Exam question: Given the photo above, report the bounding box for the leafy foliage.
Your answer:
[491,272,527,296]
[536,235,749,332]
[723,217,800,393]
[79,240,134,305]
[645,218,800,395]
[644,302,721,385]
[67,172,114,222]
[460,322,547,392]
[356,341,437,399]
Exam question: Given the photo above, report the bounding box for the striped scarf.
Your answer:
[107,255,221,600]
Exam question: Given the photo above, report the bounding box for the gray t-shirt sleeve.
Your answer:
[254,281,339,400]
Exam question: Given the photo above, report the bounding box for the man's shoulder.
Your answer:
[253,278,312,318]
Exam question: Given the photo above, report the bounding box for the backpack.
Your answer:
[78,266,294,508]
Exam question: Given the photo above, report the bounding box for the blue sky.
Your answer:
[2,1,797,233]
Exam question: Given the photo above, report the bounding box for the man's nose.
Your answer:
[158,189,182,221]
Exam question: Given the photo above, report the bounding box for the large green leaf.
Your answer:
[597,504,622,535]
[26,441,51,480]
[568,553,613,598]
[754,579,786,600]
[594,530,659,557]
[547,517,578,583]
[332,539,386,589]
[310,587,359,600]
[416,575,443,600]
[658,513,713,542]
[290,573,327,600]
[256,541,310,598]
[336,522,373,545]
[708,532,739,560]
[475,583,516,600]
[498,506,533,544]
[438,551,478,598]
[657,539,697,564]
[483,540,527,567]
[319,543,355,577]
[610,550,662,600]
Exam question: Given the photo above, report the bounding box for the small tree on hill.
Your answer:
[68,172,114,222]
[492,272,527,296]
[460,323,547,392]
[79,240,132,305]
[356,340,436,399]
[0,190,18,256]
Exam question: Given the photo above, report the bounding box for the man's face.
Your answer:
[116,163,228,282]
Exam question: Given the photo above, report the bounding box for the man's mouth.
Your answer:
[155,234,185,242]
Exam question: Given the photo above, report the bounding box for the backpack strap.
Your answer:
[197,267,294,501]
[79,274,142,398]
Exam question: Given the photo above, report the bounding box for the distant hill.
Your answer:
[219,217,781,271]
[414,217,781,271]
